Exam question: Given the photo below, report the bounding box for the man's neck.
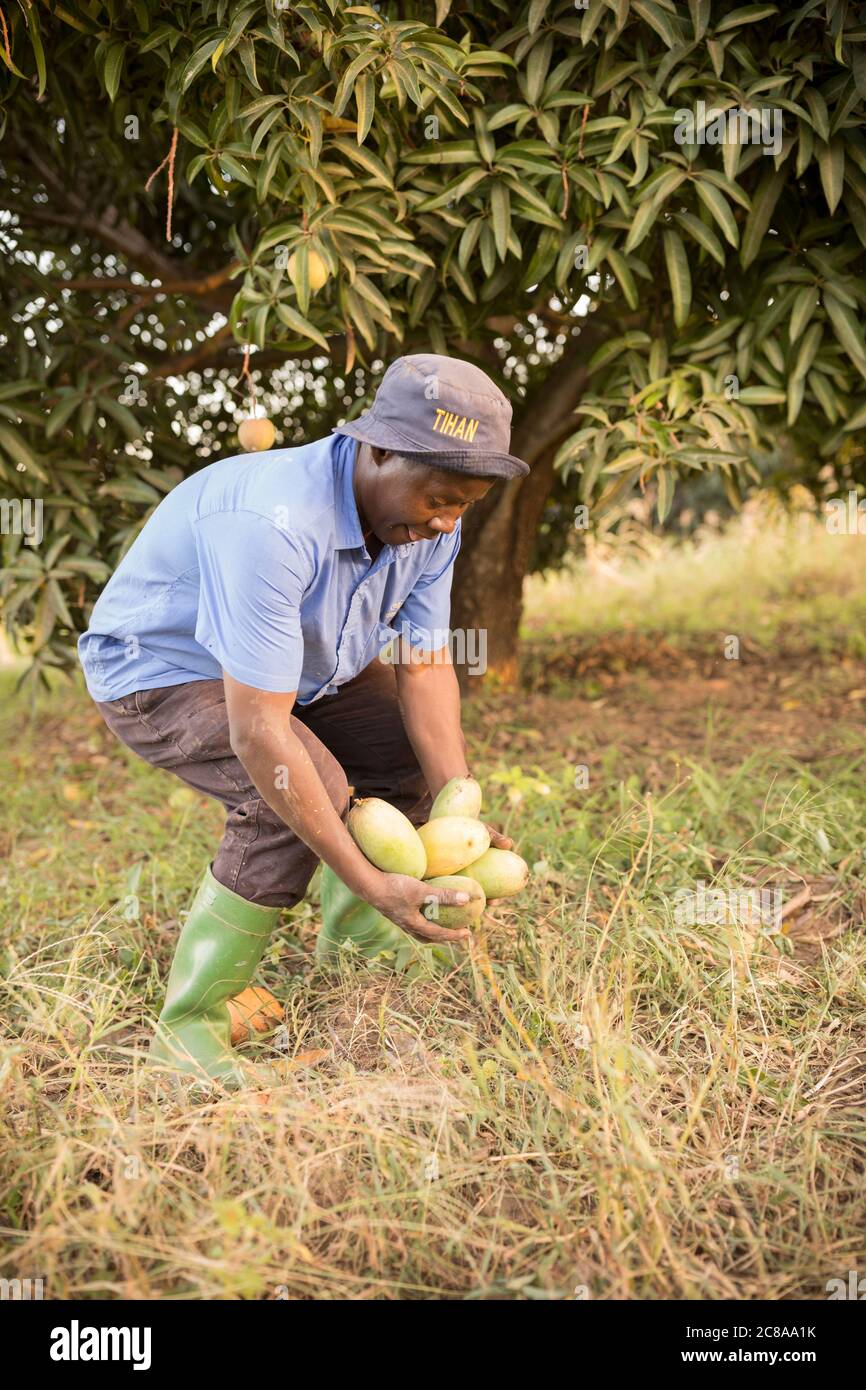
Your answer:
[364,530,384,561]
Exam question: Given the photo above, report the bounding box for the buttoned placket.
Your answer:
[320,541,413,696]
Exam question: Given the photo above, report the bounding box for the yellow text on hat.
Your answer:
[431,408,480,442]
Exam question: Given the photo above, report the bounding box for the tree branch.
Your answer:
[148,330,349,379]
[64,264,241,296]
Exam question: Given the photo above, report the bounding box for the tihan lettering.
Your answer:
[431,408,479,442]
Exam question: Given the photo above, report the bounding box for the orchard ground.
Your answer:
[1,499,865,1300]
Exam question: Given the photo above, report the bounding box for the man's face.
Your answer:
[359,448,494,546]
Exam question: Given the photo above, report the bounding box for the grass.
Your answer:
[2,509,866,1300]
[523,494,866,657]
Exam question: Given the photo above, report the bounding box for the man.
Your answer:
[78,353,529,1086]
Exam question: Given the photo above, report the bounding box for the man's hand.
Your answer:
[369,874,474,944]
[484,823,513,850]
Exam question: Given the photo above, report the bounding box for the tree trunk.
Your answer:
[451,335,595,695]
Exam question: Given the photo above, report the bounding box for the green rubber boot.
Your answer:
[149,866,281,1088]
[316,865,462,974]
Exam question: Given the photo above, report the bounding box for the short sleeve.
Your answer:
[393,524,461,653]
[193,511,310,692]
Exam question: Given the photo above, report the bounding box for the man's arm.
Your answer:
[394,645,513,849]
[222,674,472,943]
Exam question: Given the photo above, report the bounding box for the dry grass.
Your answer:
[2,512,866,1300]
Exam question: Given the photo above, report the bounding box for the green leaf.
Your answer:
[605,249,639,310]
[45,394,84,440]
[787,373,805,426]
[697,169,751,210]
[331,137,392,186]
[824,291,866,376]
[688,0,710,41]
[588,332,652,373]
[623,198,660,254]
[736,386,786,404]
[632,0,678,48]
[656,468,674,523]
[525,35,553,106]
[714,5,779,34]
[104,43,125,102]
[791,322,822,381]
[663,230,691,329]
[788,285,818,343]
[275,303,330,351]
[97,396,143,441]
[333,49,379,117]
[0,425,49,482]
[816,138,844,214]
[672,211,725,267]
[809,370,839,424]
[852,46,866,102]
[181,37,225,93]
[694,180,739,248]
[98,479,162,504]
[843,398,866,432]
[404,140,479,165]
[28,7,48,99]
[355,74,375,144]
[740,167,786,269]
[802,87,830,143]
[237,35,260,91]
[489,182,511,261]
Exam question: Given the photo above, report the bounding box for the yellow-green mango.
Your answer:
[461,847,529,900]
[418,816,490,877]
[347,797,427,878]
[422,875,486,929]
[430,775,482,820]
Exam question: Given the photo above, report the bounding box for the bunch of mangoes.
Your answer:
[346,776,529,931]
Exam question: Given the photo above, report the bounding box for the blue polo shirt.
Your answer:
[77,432,460,703]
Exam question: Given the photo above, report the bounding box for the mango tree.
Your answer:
[2,0,866,689]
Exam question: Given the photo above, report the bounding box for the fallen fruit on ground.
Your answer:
[348,796,427,878]
[462,846,529,900]
[418,815,490,877]
[422,874,486,929]
[226,986,283,1046]
[238,417,276,452]
[430,775,482,820]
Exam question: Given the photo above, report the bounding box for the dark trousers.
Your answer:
[95,657,432,907]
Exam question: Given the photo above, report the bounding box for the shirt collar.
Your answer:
[332,431,412,559]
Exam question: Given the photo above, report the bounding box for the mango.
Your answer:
[430,775,482,820]
[422,875,486,929]
[226,986,283,1046]
[461,847,529,900]
[288,247,329,292]
[418,816,490,877]
[237,417,276,452]
[347,797,427,878]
